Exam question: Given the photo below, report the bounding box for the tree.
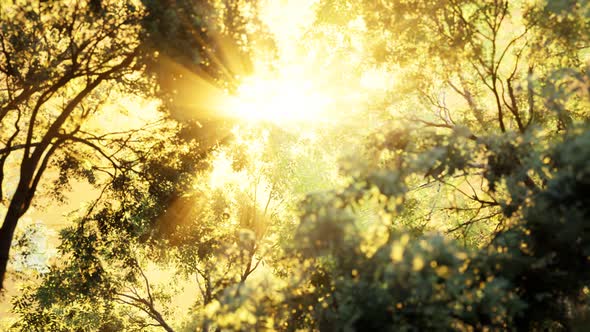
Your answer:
[312,0,590,240]
[0,0,149,289]
[4,0,279,329]
[268,0,590,329]
[272,125,590,331]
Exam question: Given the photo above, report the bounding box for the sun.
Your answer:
[197,0,390,126]
[225,74,332,124]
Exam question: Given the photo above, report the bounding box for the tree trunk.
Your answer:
[0,195,26,289]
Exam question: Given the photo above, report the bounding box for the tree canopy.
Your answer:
[2,0,590,331]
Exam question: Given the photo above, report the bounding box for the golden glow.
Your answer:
[360,67,395,91]
[179,0,397,127]
[220,0,337,124]
[217,0,398,126]
[259,0,318,51]
[226,73,333,123]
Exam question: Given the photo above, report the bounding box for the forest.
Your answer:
[1,0,590,330]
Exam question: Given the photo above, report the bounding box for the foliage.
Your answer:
[3,0,590,331]
[0,0,161,289]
